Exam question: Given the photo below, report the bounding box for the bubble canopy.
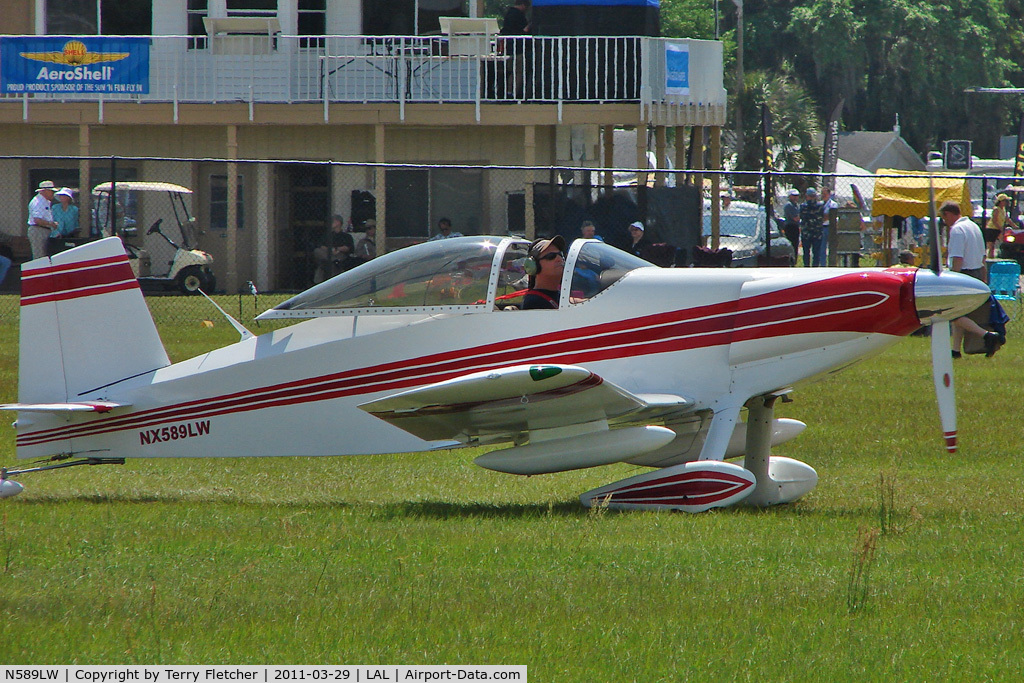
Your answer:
[256,235,652,320]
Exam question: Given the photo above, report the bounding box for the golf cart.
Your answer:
[93,181,216,294]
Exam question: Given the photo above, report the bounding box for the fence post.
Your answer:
[375,124,386,256]
[525,125,536,240]
[226,125,239,295]
[710,126,721,251]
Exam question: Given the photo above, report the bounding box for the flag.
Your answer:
[761,104,774,259]
[821,97,844,191]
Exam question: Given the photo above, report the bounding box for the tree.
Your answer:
[726,68,822,173]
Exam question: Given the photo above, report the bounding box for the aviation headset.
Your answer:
[525,236,566,276]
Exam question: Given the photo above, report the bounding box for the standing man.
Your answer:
[27,180,59,260]
[799,187,823,267]
[500,0,531,97]
[941,201,1001,358]
[429,217,463,240]
[522,235,565,310]
[820,186,839,266]
[782,189,801,253]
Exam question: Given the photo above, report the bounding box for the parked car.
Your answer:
[702,200,795,267]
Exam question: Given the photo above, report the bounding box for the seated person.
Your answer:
[522,235,565,310]
[313,215,356,284]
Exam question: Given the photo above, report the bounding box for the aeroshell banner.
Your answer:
[1,36,150,94]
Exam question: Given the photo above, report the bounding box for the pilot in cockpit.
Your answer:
[522,235,565,310]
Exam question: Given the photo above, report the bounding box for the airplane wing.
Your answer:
[358,364,693,444]
[0,401,127,413]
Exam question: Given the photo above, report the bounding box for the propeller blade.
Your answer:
[930,319,958,453]
[926,176,958,453]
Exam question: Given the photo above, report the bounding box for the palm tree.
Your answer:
[726,68,822,174]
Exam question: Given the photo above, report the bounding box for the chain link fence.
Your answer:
[1,158,1017,333]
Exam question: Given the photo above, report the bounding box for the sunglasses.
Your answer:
[539,251,564,262]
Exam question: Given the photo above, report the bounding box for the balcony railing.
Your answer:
[1,34,726,120]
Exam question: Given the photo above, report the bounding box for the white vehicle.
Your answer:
[0,234,987,508]
[93,181,216,294]
[702,199,795,267]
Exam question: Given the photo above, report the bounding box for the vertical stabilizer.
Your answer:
[18,237,170,403]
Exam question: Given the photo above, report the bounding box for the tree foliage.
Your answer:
[727,68,823,172]
[667,0,1022,159]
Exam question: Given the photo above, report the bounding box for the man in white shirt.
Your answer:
[940,201,1000,357]
[27,180,59,260]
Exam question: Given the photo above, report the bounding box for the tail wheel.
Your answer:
[177,266,205,294]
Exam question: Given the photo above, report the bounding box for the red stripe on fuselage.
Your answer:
[17,270,919,447]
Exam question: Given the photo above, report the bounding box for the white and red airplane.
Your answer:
[0,233,989,510]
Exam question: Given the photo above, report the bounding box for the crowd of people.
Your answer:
[781,186,840,268]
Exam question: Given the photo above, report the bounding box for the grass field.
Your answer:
[0,294,1023,678]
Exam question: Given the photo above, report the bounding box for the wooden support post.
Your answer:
[375,123,385,256]
[78,124,91,237]
[226,124,239,295]
[710,126,721,251]
[525,125,536,240]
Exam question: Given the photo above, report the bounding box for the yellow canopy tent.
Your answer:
[868,170,972,266]
[872,169,971,218]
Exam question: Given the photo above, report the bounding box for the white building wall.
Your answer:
[153,0,187,35]
[327,0,361,34]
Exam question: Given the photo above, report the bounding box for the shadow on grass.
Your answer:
[9,492,840,521]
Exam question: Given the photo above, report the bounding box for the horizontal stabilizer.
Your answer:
[0,401,127,413]
[359,364,693,443]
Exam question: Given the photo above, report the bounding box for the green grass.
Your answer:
[1,295,1023,677]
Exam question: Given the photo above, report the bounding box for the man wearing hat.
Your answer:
[355,219,377,261]
[988,193,1016,259]
[782,189,801,253]
[27,180,59,260]
[799,187,824,267]
[522,235,565,310]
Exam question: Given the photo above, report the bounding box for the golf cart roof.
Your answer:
[91,181,193,195]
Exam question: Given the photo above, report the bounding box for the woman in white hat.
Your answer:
[51,188,79,241]
[26,180,58,260]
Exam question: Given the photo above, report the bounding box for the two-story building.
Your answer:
[1,0,726,292]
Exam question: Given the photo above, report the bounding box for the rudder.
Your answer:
[19,237,170,403]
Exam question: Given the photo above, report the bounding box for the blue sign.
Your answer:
[1,36,150,94]
[665,42,689,95]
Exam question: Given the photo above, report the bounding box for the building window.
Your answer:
[210,175,245,231]
[46,0,151,35]
[385,168,482,238]
[46,0,97,33]
[297,0,325,49]
[363,0,467,36]
[187,0,209,49]
[226,0,278,19]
